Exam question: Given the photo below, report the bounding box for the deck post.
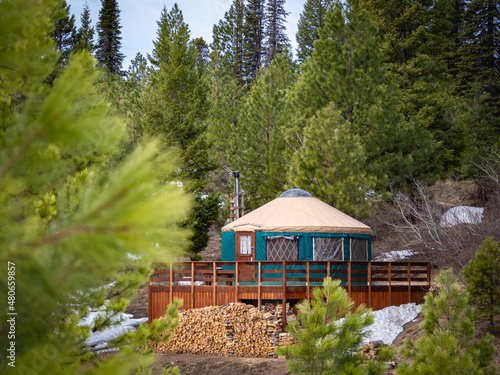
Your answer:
[191,262,195,309]
[235,261,239,302]
[306,261,310,302]
[427,262,431,287]
[407,262,411,303]
[148,274,152,324]
[388,263,392,306]
[169,263,173,304]
[348,262,351,295]
[282,261,287,330]
[258,262,262,310]
[368,262,372,308]
[327,261,331,279]
[213,262,217,306]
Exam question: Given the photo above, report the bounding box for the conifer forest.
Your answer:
[0,0,499,374]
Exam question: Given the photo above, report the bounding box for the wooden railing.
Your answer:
[149,261,431,325]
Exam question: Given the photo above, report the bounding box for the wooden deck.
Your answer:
[149,261,431,326]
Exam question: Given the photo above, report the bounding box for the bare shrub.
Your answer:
[470,147,500,210]
[377,179,500,273]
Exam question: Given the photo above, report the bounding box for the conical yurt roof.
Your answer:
[222,189,371,235]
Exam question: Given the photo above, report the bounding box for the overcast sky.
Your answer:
[67,0,305,69]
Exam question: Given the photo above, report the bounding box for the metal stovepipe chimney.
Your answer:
[233,171,240,219]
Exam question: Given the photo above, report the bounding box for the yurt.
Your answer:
[221,189,372,262]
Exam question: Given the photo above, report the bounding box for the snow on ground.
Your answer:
[363,303,421,345]
[78,310,148,350]
[374,250,416,261]
[334,303,422,346]
[440,206,484,227]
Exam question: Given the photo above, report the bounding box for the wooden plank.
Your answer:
[407,262,411,304]
[148,274,152,324]
[213,262,216,306]
[235,261,239,302]
[348,262,351,295]
[282,261,287,330]
[258,262,262,310]
[388,262,392,307]
[169,263,173,305]
[306,261,310,302]
[427,262,431,287]
[191,262,195,309]
[368,262,372,308]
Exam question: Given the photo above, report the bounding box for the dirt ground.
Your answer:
[151,353,291,375]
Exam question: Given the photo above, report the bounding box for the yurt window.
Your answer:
[266,236,298,261]
[350,238,368,261]
[239,234,252,256]
[313,237,343,261]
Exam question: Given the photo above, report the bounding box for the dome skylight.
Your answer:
[279,189,313,198]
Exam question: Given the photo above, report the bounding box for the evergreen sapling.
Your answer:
[396,269,496,375]
[277,277,393,375]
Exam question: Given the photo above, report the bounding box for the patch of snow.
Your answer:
[126,252,142,260]
[74,282,116,298]
[363,303,422,345]
[177,277,204,286]
[374,250,416,261]
[331,303,422,347]
[79,310,147,350]
[440,206,484,227]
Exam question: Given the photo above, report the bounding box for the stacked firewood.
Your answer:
[152,302,295,358]
[358,340,385,359]
[358,341,400,369]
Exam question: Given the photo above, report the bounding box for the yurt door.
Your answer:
[235,232,255,262]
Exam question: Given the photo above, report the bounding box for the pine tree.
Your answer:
[144,4,211,190]
[277,277,393,375]
[0,0,191,372]
[397,270,497,375]
[288,105,377,218]
[204,49,245,175]
[462,237,500,331]
[150,4,179,69]
[263,0,291,65]
[458,0,499,100]
[74,1,95,53]
[143,5,215,259]
[288,0,387,129]
[244,0,265,82]
[51,0,77,62]
[361,0,469,174]
[461,82,500,162]
[47,0,77,83]
[231,52,296,209]
[203,66,244,211]
[458,0,500,151]
[124,52,149,143]
[193,37,209,70]
[185,194,221,259]
[211,0,246,84]
[285,0,440,202]
[295,0,335,63]
[96,0,124,75]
